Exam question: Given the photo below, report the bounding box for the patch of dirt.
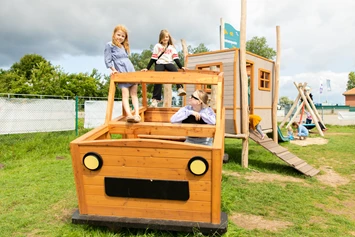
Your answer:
[230,213,293,231]
[0,163,4,169]
[56,156,66,160]
[316,166,350,187]
[223,170,306,184]
[315,199,355,221]
[290,137,328,146]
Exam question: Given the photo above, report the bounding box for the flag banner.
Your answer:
[326,79,331,91]
[224,23,240,49]
[320,82,323,94]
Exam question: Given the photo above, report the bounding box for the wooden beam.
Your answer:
[240,0,249,168]
[272,26,281,143]
[107,122,216,137]
[111,71,220,85]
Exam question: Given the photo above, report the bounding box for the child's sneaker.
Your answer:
[261,134,265,140]
[178,88,186,96]
[150,99,158,108]
[133,115,141,123]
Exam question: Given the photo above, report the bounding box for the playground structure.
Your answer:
[185,48,276,136]
[183,50,319,177]
[70,71,227,234]
[279,82,326,137]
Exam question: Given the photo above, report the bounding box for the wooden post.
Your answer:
[209,66,218,109]
[240,0,249,168]
[279,94,301,128]
[163,84,172,107]
[272,26,281,142]
[181,39,188,106]
[220,18,224,50]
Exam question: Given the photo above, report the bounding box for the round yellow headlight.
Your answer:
[188,157,209,176]
[83,152,103,171]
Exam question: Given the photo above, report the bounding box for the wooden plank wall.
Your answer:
[76,142,213,223]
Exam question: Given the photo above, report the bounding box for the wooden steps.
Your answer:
[249,131,320,177]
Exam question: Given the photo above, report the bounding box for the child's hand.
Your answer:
[181,67,187,71]
[192,111,201,121]
[111,70,118,75]
[141,69,148,72]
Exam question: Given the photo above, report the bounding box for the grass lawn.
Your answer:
[1,125,355,236]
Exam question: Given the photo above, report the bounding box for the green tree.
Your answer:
[0,71,31,94]
[246,36,276,60]
[279,96,293,106]
[130,45,154,71]
[347,71,355,90]
[10,54,51,80]
[178,43,210,66]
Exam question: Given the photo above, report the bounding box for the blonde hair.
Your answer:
[193,90,209,106]
[158,29,174,46]
[112,25,130,54]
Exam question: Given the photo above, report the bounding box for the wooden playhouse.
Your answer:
[70,70,227,234]
[185,48,276,135]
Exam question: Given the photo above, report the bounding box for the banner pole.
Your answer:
[220,18,224,50]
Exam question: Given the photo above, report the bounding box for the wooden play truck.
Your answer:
[70,70,227,234]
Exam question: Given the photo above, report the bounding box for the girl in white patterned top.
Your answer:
[141,29,187,107]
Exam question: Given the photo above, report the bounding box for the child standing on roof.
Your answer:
[170,90,215,146]
[141,29,187,108]
[249,114,266,140]
[104,25,140,123]
[292,122,309,140]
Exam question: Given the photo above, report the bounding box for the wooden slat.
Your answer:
[211,149,222,224]
[80,139,213,150]
[80,155,205,169]
[277,151,292,160]
[107,122,216,138]
[83,179,211,192]
[79,146,212,159]
[111,71,220,85]
[297,164,314,174]
[305,168,320,177]
[280,153,297,161]
[86,205,211,223]
[261,142,279,149]
[285,157,300,165]
[85,194,211,212]
[84,186,212,202]
[82,166,212,181]
[137,134,186,141]
[144,110,178,122]
[268,146,288,154]
[288,157,303,166]
[293,160,306,167]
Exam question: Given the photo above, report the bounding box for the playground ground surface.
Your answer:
[1,123,355,236]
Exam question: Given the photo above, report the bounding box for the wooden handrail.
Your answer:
[111,71,222,85]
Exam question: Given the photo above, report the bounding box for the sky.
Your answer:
[1,0,354,105]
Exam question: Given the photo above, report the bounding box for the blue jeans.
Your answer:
[256,124,264,137]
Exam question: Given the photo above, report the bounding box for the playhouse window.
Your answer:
[258,69,271,91]
[195,63,223,93]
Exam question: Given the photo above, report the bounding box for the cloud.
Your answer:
[280,71,348,104]
[0,0,354,104]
